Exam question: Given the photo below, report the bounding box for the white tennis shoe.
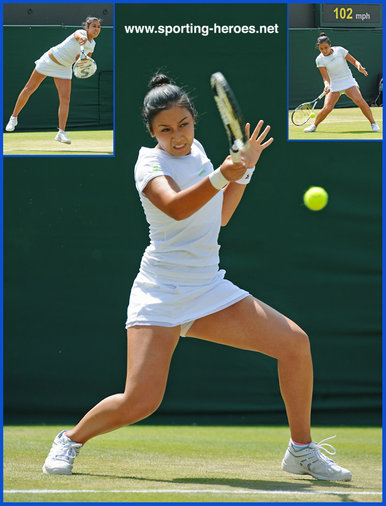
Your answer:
[42,430,82,475]
[55,131,71,144]
[5,116,18,132]
[281,436,352,481]
[371,123,380,132]
[304,124,317,132]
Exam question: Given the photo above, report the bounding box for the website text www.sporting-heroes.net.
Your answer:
[124,23,279,37]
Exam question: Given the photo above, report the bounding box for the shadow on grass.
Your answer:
[335,130,382,135]
[74,472,356,492]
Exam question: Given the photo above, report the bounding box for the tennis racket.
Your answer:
[210,72,248,162]
[73,45,97,79]
[291,91,326,126]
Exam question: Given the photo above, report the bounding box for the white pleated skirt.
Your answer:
[330,76,359,93]
[125,268,249,330]
[35,51,72,79]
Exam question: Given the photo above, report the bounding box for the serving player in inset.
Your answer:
[304,32,380,133]
[4,16,101,144]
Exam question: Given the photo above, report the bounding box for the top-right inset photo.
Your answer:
[289,3,382,140]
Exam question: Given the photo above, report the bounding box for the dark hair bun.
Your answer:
[149,74,171,89]
[319,32,327,37]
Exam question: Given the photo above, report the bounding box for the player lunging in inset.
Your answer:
[43,73,352,482]
[5,17,101,144]
[305,32,380,133]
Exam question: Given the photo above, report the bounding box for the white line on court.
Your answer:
[3,489,382,496]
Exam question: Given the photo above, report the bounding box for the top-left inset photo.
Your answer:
[3,3,114,156]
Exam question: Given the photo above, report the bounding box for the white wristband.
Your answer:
[209,168,229,190]
[236,167,255,185]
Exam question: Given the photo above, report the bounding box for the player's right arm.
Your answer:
[318,67,330,94]
[74,30,87,45]
[142,158,246,221]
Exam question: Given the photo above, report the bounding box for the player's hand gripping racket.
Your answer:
[73,46,97,79]
[291,91,326,126]
[210,72,248,162]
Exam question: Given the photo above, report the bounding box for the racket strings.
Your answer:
[213,88,245,144]
[73,58,97,78]
[292,103,313,126]
[210,72,247,162]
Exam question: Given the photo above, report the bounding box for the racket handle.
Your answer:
[230,150,242,163]
[230,139,244,163]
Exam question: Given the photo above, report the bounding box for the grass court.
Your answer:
[3,130,114,156]
[288,106,383,140]
[4,425,382,502]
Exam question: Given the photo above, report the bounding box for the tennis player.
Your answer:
[43,73,352,482]
[4,16,101,144]
[304,32,380,133]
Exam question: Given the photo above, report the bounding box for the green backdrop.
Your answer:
[4,4,381,426]
[289,28,383,108]
[3,25,113,129]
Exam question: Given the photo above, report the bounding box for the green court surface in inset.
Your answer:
[3,130,114,156]
[3,425,382,503]
[288,107,383,140]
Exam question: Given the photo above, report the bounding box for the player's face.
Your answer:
[318,43,332,56]
[86,21,101,39]
[150,106,195,157]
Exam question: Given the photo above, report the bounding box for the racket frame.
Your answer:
[73,45,97,79]
[291,91,326,126]
[211,72,248,162]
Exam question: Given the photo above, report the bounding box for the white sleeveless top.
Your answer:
[51,30,95,67]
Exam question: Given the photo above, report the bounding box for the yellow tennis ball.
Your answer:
[310,112,315,118]
[303,186,328,211]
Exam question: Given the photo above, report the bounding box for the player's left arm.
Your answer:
[345,53,368,76]
[221,121,273,226]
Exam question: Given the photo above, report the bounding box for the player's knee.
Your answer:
[283,329,310,361]
[60,96,71,107]
[324,104,334,114]
[294,329,310,358]
[143,395,163,416]
[121,389,164,422]
[23,84,37,95]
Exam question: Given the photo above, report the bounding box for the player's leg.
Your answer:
[53,77,72,133]
[67,326,180,444]
[345,86,377,125]
[187,296,352,481]
[313,91,340,126]
[11,69,47,117]
[188,295,312,443]
[5,70,46,131]
[43,326,180,474]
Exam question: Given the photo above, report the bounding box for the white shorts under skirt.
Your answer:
[330,76,358,93]
[125,268,250,335]
[35,51,72,79]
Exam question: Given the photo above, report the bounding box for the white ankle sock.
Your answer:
[290,438,311,450]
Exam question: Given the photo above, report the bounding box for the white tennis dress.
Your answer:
[125,139,249,334]
[316,46,358,93]
[34,29,95,79]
